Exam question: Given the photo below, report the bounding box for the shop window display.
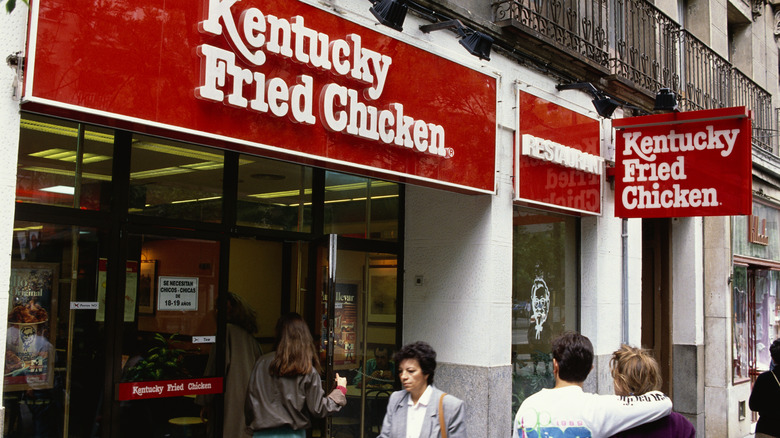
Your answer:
[511,207,578,417]
[4,222,104,438]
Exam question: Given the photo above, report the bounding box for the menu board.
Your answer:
[5,262,58,391]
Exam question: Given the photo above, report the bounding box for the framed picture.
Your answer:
[367,267,397,323]
[138,260,157,315]
[5,262,59,391]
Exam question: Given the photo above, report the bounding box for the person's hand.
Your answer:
[335,373,347,388]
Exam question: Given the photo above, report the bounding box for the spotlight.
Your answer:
[591,95,620,119]
[369,0,408,32]
[420,19,493,61]
[459,30,493,61]
[654,88,679,112]
[555,82,622,119]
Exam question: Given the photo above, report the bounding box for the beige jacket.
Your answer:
[244,352,346,432]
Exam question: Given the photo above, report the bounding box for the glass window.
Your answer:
[732,264,750,383]
[4,221,105,437]
[732,201,780,262]
[16,113,114,210]
[118,235,219,438]
[511,207,578,416]
[236,156,313,232]
[754,270,778,371]
[129,134,223,222]
[324,172,399,241]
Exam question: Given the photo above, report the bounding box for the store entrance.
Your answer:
[310,236,398,438]
[113,234,397,438]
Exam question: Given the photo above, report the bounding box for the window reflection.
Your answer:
[511,208,578,416]
[16,113,114,210]
[237,157,313,232]
[129,135,223,222]
[324,172,399,241]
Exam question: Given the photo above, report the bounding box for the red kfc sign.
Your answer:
[24,0,497,193]
[613,107,752,218]
[117,377,223,401]
[515,91,603,215]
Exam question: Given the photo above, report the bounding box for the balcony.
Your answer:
[492,0,775,153]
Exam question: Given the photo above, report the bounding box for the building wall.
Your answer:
[0,3,27,430]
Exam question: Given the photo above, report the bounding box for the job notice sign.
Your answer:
[157,276,199,311]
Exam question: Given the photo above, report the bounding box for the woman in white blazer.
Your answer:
[378,342,467,438]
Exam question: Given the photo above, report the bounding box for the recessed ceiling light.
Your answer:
[40,185,75,195]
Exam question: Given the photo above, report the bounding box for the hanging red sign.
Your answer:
[23,0,497,194]
[515,91,603,215]
[613,107,752,218]
[117,377,223,401]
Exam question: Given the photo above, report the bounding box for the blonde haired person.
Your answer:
[609,345,695,438]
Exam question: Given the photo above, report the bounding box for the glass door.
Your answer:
[312,236,398,438]
[115,233,220,438]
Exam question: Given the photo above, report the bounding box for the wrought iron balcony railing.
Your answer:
[492,0,776,154]
[611,0,680,96]
[492,0,610,70]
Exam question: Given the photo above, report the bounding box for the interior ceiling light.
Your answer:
[40,185,75,195]
[555,82,621,119]
[419,19,493,61]
[21,119,115,143]
[29,148,112,164]
[369,0,407,31]
[23,166,111,181]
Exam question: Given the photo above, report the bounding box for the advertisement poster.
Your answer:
[334,283,358,366]
[5,262,58,391]
[96,259,139,322]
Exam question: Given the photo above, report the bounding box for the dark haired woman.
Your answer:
[750,338,780,438]
[378,341,467,438]
[196,292,262,438]
[245,313,347,437]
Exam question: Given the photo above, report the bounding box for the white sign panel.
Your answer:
[158,276,199,311]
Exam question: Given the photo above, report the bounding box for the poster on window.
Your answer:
[5,262,59,391]
[96,259,139,322]
[334,283,358,366]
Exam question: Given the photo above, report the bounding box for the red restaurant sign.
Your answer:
[515,91,603,215]
[117,377,223,401]
[613,107,752,218]
[24,0,497,193]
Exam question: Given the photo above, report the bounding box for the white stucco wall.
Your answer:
[672,217,705,346]
[0,5,27,405]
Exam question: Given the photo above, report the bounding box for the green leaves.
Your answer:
[4,0,28,14]
[123,333,190,382]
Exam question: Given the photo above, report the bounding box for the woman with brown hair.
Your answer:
[245,312,347,437]
[609,344,695,438]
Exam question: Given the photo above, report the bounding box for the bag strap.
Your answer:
[772,370,780,388]
[439,393,448,438]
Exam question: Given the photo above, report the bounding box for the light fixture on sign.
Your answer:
[654,88,679,112]
[555,82,621,119]
[369,0,408,31]
[420,19,493,61]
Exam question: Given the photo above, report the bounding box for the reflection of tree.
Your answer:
[513,219,565,302]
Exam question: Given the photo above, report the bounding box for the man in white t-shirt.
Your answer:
[513,332,672,438]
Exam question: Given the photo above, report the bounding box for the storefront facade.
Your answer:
[1,1,502,437]
[2,0,770,437]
